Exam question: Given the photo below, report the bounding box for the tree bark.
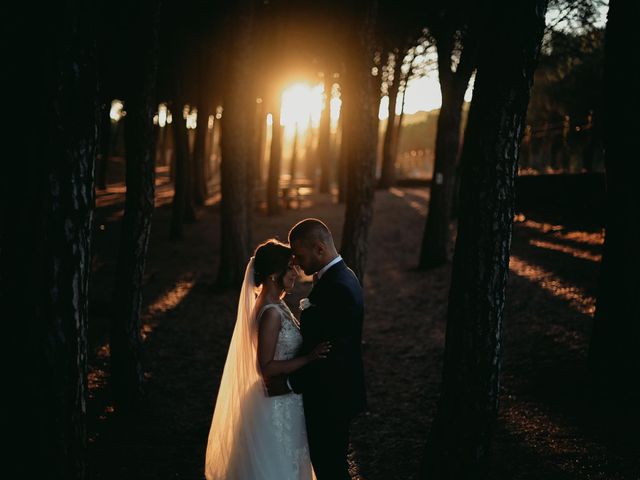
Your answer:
[192,49,213,206]
[170,98,190,240]
[193,114,209,206]
[97,104,111,189]
[267,101,283,215]
[111,0,161,412]
[217,1,254,287]
[588,0,640,407]
[378,52,403,189]
[337,95,348,203]
[419,34,476,269]
[3,2,98,477]
[340,0,378,284]
[290,124,299,181]
[420,1,547,478]
[318,73,333,192]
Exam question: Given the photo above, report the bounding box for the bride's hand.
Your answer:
[308,341,331,361]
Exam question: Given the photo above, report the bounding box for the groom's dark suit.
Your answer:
[289,259,367,480]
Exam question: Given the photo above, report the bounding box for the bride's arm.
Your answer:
[258,308,330,377]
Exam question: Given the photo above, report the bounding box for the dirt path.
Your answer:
[87,187,639,479]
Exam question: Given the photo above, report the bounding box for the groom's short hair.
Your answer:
[288,218,333,246]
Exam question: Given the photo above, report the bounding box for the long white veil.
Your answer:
[205,257,285,479]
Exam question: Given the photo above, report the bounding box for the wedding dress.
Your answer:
[205,258,314,480]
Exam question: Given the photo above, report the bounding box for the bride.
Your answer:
[205,240,329,480]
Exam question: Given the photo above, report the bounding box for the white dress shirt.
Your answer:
[315,255,342,280]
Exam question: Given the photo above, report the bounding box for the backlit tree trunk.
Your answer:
[588,0,640,407]
[318,73,333,192]
[170,96,190,240]
[419,33,475,269]
[340,0,378,284]
[111,0,161,412]
[420,1,547,478]
[378,51,403,189]
[217,0,254,287]
[267,101,283,215]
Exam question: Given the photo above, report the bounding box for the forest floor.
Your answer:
[87,182,640,480]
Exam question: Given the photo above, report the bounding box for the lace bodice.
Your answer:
[258,301,303,361]
[255,301,313,480]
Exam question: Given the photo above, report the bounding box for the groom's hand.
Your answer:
[265,374,291,397]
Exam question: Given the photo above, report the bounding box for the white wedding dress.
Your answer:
[205,258,314,480]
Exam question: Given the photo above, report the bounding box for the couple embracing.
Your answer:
[205,218,367,480]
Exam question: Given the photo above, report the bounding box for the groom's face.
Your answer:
[290,239,322,276]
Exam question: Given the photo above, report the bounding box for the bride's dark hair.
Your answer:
[253,239,292,287]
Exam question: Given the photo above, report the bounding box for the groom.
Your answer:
[287,218,367,480]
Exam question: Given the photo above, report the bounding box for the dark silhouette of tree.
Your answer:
[588,0,640,408]
[337,89,348,203]
[376,0,426,189]
[169,94,191,239]
[3,2,99,477]
[378,50,405,188]
[318,72,333,192]
[267,99,284,215]
[96,104,112,189]
[340,0,379,283]
[420,1,548,478]
[110,0,162,412]
[419,6,478,269]
[217,0,255,287]
[290,124,299,180]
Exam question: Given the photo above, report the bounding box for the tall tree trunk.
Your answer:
[389,60,413,168]
[588,0,640,407]
[378,52,403,189]
[252,99,266,185]
[3,2,98,476]
[97,104,111,189]
[217,1,254,287]
[419,35,475,269]
[193,115,209,206]
[111,0,161,412]
[170,98,190,240]
[193,48,212,206]
[337,94,348,203]
[267,101,283,215]
[290,124,299,181]
[184,127,197,223]
[318,73,333,192]
[340,0,378,283]
[420,1,547,478]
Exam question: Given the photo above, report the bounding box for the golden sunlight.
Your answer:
[280,82,324,131]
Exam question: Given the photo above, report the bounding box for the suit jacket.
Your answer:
[289,260,367,420]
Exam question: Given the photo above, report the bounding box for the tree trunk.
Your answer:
[337,94,348,203]
[588,0,640,407]
[111,0,161,412]
[217,1,254,287]
[420,1,547,478]
[170,99,190,240]
[378,52,403,189]
[340,0,378,284]
[97,104,111,189]
[318,73,333,192]
[419,35,475,269]
[193,49,212,206]
[183,127,197,223]
[193,113,209,206]
[3,3,98,476]
[267,101,283,215]
[290,124,299,181]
